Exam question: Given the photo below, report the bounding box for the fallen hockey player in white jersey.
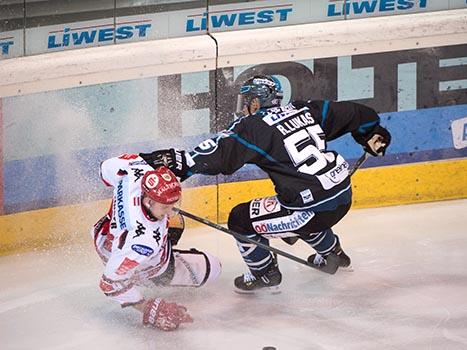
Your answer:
[92,153,221,331]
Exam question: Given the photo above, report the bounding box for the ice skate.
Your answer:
[234,264,282,294]
[308,244,352,274]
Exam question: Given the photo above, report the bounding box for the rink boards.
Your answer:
[1,157,466,255]
[1,9,466,254]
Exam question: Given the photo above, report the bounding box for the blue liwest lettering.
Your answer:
[353,1,378,14]
[115,26,134,40]
[328,0,426,16]
[72,31,97,45]
[212,13,237,28]
[257,10,274,23]
[47,23,151,49]
[0,41,14,55]
[99,28,114,42]
[463,123,467,141]
[186,8,292,32]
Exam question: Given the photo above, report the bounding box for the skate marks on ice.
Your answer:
[0,199,466,349]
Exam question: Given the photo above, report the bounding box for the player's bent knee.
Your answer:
[227,202,250,233]
[227,203,243,229]
[170,249,222,287]
[203,251,222,285]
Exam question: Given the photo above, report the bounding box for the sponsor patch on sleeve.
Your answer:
[131,244,154,257]
[300,189,314,204]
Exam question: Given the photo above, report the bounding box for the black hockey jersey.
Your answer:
[187,100,381,210]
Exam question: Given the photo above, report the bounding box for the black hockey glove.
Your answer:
[353,125,391,156]
[139,149,190,180]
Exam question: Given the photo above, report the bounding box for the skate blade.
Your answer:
[234,286,281,295]
[340,264,354,272]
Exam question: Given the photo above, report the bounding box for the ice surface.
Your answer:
[1,199,466,350]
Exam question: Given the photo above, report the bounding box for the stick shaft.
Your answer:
[349,152,369,177]
[177,209,314,269]
[176,152,368,270]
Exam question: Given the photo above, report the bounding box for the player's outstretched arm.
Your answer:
[100,270,193,331]
[315,100,391,156]
[139,149,192,181]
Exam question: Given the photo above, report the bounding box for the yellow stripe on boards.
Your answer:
[1,159,465,255]
[217,158,467,221]
[352,158,467,208]
[0,185,218,256]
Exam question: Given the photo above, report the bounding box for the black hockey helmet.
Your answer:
[236,75,283,115]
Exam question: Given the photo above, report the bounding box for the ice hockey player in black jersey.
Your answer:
[140,74,391,293]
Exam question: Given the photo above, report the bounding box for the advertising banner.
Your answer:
[334,0,448,19]
[206,0,459,32]
[3,0,466,57]
[25,17,154,55]
[0,30,23,59]
[23,9,209,55]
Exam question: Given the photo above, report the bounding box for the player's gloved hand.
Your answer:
[355,125,391,156]
[139,149,190,179]
[142,298,193,331]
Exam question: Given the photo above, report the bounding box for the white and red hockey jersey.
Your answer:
[93,154,172,307]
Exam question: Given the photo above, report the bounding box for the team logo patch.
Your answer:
[253,210,315,233]
[250,197,281,218]
[144,173,159,188]
[300,189,313,204]
[131,244,154,256]
[161,173,172,181]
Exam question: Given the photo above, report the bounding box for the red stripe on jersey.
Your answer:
[116,257,139,275]
[118,153,138,160]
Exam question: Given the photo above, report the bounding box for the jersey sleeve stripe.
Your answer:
[230,133,278,163]
[357,120,378,134]
[321,100,330,126]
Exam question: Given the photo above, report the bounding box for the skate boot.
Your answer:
[308,244,352,274]
[234,263,282,294]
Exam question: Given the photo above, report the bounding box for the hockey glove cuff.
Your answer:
[354,125,391,156]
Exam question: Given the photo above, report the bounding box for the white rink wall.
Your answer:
[1,9,466,97]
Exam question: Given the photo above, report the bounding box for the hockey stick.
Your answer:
[175,208,317,270]
[175,153,369,271]
[349,152,369,177]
